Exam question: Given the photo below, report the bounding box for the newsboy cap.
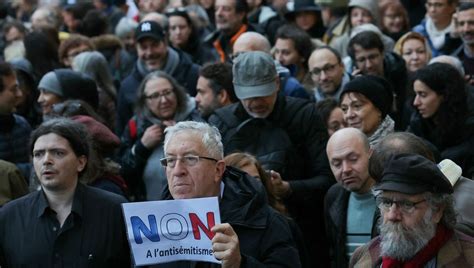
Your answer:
[375,154,453,194]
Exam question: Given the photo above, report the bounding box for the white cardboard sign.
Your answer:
[122,197,221,266]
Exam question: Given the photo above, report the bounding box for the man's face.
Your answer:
[37,90,62,116]
[353,45,384,76]
[308,49,345,94]
[426,0,455,27]
[274,38,302,67]
[241,87,278,118]
[457,8,474,46]
[195,76,221,118]
[0,74,21,114]
[215,0,244,34]
[378,191,444,260]
[165,131,225,199]
[326,132,373,194]
[33,133,87,192]
[136,38,168,71]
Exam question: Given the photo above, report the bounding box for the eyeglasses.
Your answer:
[376,196,427,214]
[160,155,218,168]
[145,90,175,100]
[310,63,339,77]
[425,2,446,9]
[355,53,381,64]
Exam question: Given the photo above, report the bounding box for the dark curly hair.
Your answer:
[414,63,468,147]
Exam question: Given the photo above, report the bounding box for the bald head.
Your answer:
[233,31,272,55]
[141,12,169,29]
[327,128,369,154]
[327,128,374,194]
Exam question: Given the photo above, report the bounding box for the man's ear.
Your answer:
[214,160,226,183]
[431,204,445,224]
[217,89,230,105]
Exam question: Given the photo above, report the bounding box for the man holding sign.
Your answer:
[159,121,300,267]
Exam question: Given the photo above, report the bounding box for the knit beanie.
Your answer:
[38,71,63,97]
[54,69,99,110]
[341,75,393,118]
[348,0,379,25]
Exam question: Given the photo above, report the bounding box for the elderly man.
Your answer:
[159,121,300,267]
[350,154,474,267]
[325,128,377,268]
[0,118,131,267]
[208,51,333,266]
[308,46,350,102]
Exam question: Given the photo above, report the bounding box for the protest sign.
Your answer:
[122,197,221,266]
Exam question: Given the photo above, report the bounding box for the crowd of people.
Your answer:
[0,0,474,267]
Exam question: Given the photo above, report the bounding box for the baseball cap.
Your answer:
[135,20,165,42]
[232,51,278,100]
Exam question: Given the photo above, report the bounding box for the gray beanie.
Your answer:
[38,71,63,97]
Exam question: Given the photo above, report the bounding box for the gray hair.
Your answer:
[115,17,139,38]
[72,51,117,99]
[164,121,224,159]
[429,55,465,76]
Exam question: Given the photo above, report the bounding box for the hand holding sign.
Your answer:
[211,223,241,268]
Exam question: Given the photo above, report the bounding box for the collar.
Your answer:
[36,183,85,219]
[315,72,350,102]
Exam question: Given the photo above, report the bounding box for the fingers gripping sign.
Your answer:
[211,223,241,268]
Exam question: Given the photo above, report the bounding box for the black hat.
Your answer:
[54,69,99,110]
[135,21,165,42]
[375,154,454,194]
[285,0,321,20]
[341,75,393,119]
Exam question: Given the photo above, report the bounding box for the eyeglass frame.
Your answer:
[310,62,340,77]
[376,196,427,214]
[144,89,176,101]
[160,155,218,168]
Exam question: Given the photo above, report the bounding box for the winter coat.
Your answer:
[324,184,379,268]
[155,166,302,268]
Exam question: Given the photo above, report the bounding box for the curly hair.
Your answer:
[414,63,468,147]
[275,24,314,69]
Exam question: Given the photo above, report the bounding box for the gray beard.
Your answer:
[379,210,437,261]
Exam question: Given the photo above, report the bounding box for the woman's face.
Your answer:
[168,16,192,48]
[144,77,178,120]
[340,93,382,136]
[350,7,373,27]
[383,7,404,34]
[37,90,62,116]
[327,107,346,136]
[413,80,444,118]
[295,11,318,31]
[239,163,260,179]
[402,38,429,73]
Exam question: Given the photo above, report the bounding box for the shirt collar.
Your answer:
[36,182,85,219]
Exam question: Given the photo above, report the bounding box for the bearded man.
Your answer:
[350,154,474,267]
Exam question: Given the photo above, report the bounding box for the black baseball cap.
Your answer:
[135,21,165,42]
[375,154,453,194]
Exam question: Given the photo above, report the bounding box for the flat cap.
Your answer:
[375,154,453,194]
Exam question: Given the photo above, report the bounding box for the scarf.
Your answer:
[425,18,454,50]
[381,225,453,268]
[368,115,394,147]
[136,47,180,77]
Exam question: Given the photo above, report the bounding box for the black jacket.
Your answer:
[383,52,408,130]
[208,95,334,266]
[324,184,379,268]
[156,167,302,268]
